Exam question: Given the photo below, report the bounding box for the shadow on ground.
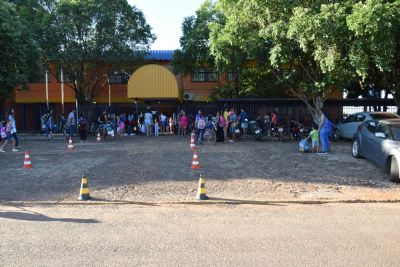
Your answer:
[0,207,99,223]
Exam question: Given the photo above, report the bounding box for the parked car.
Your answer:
[334,112,399,140]
[352,118,400,182]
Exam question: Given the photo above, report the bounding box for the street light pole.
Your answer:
[60,67,65,113]
[45,70,49,110]
[103,74,111,108]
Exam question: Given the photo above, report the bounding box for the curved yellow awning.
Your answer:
[127,64,181,101]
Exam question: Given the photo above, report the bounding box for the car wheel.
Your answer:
[390,157,400,183]
[352,139,362,158]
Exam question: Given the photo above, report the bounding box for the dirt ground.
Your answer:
[0,134,399,202]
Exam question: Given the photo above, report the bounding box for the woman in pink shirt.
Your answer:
[180,111,188,136]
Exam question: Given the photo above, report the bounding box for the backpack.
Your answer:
[218,116,227,128]
[0,126,6,139]
[197,118,206,129]
[299,139,310,152]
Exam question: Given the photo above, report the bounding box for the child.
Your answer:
[154,118,160,137]
[306,124,319,153]
[116,115,125,141]
[0,118,11,152]
[78,115,87,142]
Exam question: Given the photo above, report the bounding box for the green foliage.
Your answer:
[171,0,220,75]
[210,84,235,100]
[46,0,155,103]
[0,1,41,106]
[346,0,400,106]
[239,68,289,98]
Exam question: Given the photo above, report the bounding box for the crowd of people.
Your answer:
[0,105,333,154]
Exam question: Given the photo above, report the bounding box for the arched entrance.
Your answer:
[127,64,182,114]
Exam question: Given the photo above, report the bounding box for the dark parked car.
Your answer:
[352,118,400,182]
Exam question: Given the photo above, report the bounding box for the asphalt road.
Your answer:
[1,203,399,266]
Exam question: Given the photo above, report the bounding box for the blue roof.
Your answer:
[145,50,174,61]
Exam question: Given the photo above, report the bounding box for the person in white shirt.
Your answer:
[144,107,153,136]
[66,109,76,139]
[8,108,19,152]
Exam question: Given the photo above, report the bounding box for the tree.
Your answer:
[347,0,400,112]
[210,0,296,99]
[46,0,155,106]
[211,0,358,122]
[171,0,220,76]
[0,1,41,111]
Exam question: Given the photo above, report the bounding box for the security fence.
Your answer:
[10,98,398,133]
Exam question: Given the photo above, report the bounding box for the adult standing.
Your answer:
[195,110,206,145]
[60,113,67,137]
[97,110,108,139]
[8,108,19,151]
[41,110,54,141]
[177,110,184,135]
[66,109,76,140]
[144,107,153,136]
[180,111,188,136]
[318,110,331,154]
[271,112,278,127]
[160,112,167,133]
[228,108,237,143]
[240,108,248,136]
[216,111,226,143]
[223,107,229,141]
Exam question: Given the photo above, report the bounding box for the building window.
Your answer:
[108,70,131,84]
[192,68,218,82]
[57,69,73,83]
[227,71,237,82]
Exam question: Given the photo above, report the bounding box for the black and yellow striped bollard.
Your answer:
[196,174,208,200]
[78,174,91,201]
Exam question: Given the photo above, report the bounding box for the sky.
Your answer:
[128,0,205,50]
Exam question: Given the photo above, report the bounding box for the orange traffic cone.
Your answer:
[67,138,74,152]
[96,132,101,143]
[190,132,196,150]
[23,150,32,169]
[191,149,201,169]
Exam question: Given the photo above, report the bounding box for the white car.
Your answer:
[334,112,399,140]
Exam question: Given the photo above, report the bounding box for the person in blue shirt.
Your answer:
[240,109,248,136]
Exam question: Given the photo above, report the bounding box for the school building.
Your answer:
[9,50,348,132]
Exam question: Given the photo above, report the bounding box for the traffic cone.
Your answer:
[23,150,32,169]
[78,174,91,200]
[196,174,208,200]
[67,138,74,152]
[191,149,201,169]
[190,132,196,150]
[96,132,101,143]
